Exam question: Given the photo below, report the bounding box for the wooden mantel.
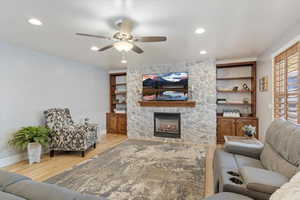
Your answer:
[138,101,196,107]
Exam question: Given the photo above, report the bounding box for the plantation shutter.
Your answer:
[274,42,300,124]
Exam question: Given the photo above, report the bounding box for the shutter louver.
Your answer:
[274,42,300,124]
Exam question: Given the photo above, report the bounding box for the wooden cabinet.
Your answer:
[218,118,236,143]
[217,117,258,144]
[106,113,127,135]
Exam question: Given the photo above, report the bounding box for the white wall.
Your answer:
[257,21,300,140]
[0,42,109,166]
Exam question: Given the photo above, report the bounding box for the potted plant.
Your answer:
[242,125,256,138]
[9,126,50,164]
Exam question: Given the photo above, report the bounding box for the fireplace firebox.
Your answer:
[154,112,181,138]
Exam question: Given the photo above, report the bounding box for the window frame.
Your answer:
[273,42,300,124]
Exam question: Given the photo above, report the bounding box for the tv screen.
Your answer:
[142,72,188,101]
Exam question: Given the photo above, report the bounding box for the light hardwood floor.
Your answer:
[2,134,128,182]
[2,134,215,198]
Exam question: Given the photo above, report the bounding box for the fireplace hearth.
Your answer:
[154,112,181,138]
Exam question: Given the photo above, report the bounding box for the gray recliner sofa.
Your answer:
[0,170,106,200]
[213,119,300,200]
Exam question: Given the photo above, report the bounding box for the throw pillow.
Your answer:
[270,171,300,200]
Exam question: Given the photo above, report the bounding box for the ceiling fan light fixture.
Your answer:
[90,46,100,51]
[200,50,207,55]
[195,27,205,34]
[113,41,133,52]
[28,18,43,26]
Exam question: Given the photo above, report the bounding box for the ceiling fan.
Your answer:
[76,19,167,54]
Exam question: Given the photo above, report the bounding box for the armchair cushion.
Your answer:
[240,167,289,194]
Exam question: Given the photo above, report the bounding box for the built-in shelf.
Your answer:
[113,102,127,105]
[114,91,127,95]
[139,101,196,107]
[217,90,253,93]
[217,76,253,80]
[217,115,256,119]
[109,72,127,113]
[113,83,127,86]
[217,102,252,105]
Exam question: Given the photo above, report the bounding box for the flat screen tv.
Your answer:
[142,72,188,101]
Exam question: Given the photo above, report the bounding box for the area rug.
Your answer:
[45,139,207,200]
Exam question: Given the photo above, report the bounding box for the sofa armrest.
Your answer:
[224,141,264,159]
[5,180,106,200]
[203,192,254,200]
[240,167,289,194]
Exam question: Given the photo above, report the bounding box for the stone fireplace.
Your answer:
[127,60,216,145]
[154,112,181,138]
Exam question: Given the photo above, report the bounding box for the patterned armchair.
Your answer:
[44,108,97,157]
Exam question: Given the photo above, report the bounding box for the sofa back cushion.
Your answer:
[261,119,300,177]
[261,143,298,178]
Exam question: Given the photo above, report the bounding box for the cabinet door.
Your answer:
[117,114,127,135]
[219,119,236,143]
[107,113,118,133]
[236,119,258,138]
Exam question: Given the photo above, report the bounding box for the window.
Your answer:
[274,42,300,124]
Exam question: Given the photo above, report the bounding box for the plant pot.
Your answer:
[245,131,254,138]
[27,143,42,164]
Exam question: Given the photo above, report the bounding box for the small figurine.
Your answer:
[232,86,239,91]
[242,83,250,91]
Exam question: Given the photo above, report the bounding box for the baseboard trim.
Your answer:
[0,153,27,168]
[0,129,107,168]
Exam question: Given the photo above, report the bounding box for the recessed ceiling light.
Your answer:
[121,59,127,64]
[200,50,207,55]
[90,46,100,51]
[195,28,205,34]
[28,18,43,26]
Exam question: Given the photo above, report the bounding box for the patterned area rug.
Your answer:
[45,139,207,200]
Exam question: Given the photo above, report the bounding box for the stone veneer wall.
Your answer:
[127,60,216,144]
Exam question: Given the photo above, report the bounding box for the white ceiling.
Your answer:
[0,0,300,69]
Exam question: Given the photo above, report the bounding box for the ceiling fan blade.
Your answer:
[120,19,133,34]
[135,36,167,42]
[131,44,144,54]
[76,33,111,40]
[98,45,114,51]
